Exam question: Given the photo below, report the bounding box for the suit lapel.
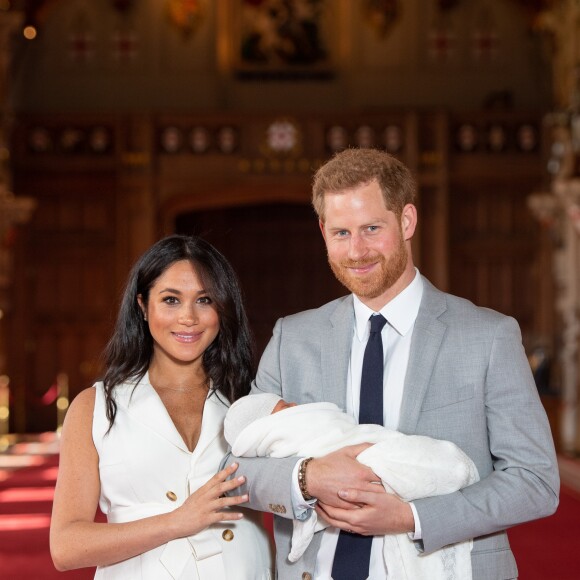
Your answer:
[398,278,448,434]
[321,296,354,410]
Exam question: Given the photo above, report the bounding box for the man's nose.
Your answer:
[348,234,368,260]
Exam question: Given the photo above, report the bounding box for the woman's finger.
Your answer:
[213,493,249,509]
[215,511,244,522]
[214,475,246,494]
[197,464,241,494]
[214,462,239,481]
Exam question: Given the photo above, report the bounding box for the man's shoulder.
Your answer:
[423,277,514,327]
[280,294,351,327]
[446,293,508,321]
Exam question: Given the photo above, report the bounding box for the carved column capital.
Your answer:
[534,0,580,110]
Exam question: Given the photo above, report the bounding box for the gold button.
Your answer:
[166,491,177,502]
[302,573,312,580]
[222,529,234,541]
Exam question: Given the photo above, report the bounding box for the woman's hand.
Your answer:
[51,389,251,571]
[169,462,249,537]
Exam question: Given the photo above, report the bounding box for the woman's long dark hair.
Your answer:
[102,235,254,427]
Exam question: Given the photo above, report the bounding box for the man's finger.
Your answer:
[317,502,362,522]
[338,488,385,503]
[342,443,373,457]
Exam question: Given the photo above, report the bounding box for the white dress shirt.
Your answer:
[292,269,424,579]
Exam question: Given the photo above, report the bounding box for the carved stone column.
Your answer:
[529,177,580,454]
[527,0,580,455]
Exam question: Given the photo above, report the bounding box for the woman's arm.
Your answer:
[50,387,247,571]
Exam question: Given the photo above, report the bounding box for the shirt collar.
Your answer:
[353,269,424,340]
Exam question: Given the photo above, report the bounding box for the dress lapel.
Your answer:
[321,296,355,410]
[398,278,448,434]
[116,373,191,453]
[191,390,228,460]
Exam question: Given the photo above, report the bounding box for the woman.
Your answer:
[50,235,273,579]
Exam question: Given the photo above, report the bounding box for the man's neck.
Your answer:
[356,264,417,311]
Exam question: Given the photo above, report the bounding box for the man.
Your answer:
[229,148,559,579]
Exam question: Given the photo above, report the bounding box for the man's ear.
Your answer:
[401,204,417,241]
[319,219,327,241]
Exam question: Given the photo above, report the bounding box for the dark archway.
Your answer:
[175,203,345,358]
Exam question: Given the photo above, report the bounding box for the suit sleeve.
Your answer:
[413,316,559,553]
[222,318,302,520]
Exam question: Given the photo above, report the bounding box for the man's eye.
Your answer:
[367,225,379,232]
[336,230,349,237]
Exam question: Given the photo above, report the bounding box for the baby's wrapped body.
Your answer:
[225,394,479,580]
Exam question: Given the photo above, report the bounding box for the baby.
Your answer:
[225,393,479,580]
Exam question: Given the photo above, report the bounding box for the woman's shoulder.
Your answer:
[61,387,96,436]
[70,386,96,411]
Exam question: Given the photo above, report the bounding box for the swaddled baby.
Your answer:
[225,394,479,580]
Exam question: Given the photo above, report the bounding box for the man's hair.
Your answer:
[312,148,417,221]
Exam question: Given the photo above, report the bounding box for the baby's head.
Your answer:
[224,393,296,445]
[272,399,297,414]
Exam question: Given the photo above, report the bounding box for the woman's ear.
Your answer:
[137,295,147,321]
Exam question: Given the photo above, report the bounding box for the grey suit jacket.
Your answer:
[231,277,559,580]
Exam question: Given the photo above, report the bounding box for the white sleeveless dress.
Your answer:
[92,374,273,580]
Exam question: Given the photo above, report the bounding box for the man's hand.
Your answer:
[316,489,415,536]
[305,444,416,535]
[306,444,381,509]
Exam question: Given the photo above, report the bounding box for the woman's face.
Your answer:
[138,260,220,367]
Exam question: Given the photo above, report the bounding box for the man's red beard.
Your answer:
[328,235,408,299]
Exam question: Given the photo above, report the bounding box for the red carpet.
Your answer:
[0,436,95,579]
[1,435,579,579]
[509,485,580,579]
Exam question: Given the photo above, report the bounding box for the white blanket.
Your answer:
[228,401,479,580]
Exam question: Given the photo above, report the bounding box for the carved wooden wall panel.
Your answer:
[7,109,547,433]
[9,175,117,432]
[448,112,545,343]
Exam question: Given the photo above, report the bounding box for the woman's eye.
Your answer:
[197,296,213,305]
[162,296,179,305]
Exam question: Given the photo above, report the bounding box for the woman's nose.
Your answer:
[179,307,198,325]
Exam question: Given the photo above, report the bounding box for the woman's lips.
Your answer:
[172,332,201,343]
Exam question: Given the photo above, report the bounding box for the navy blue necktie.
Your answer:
[331,314,387,580]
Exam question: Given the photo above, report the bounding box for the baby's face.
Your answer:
[271,399,297,414]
